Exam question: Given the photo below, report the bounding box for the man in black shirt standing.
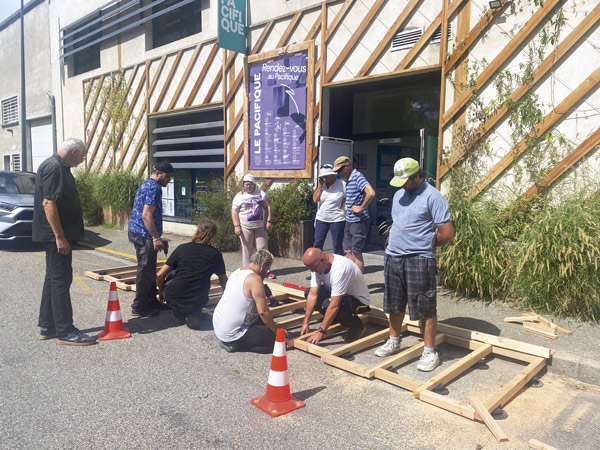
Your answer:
[33,138,97,346]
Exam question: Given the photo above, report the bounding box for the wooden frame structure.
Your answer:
[291,310,549,423]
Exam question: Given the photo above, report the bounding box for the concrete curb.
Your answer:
[549,350,600,386]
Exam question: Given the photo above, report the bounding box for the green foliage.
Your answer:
[95,170,143,214]
[193,177,239,252]
[510,193,600,320]
[266,181,316,243]
[74,170,102,225]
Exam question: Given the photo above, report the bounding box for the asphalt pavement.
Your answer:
[1,225,599,449]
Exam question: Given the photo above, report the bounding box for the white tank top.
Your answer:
[212,269,258,342]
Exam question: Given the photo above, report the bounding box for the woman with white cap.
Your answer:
[312,164,346,256]
[231,174,275,278]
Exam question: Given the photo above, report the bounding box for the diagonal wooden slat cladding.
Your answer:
[184,43,219,107]
[226,141,244,177]
[469,65,600,198]
[439,3,600,179]
[324,0,355,42]
[325,0,386,83]
[127,129,148,173]
[83,77,95,110]
[396,12,442,72]
[84,75,104,131]
[147,55,168,109]
[93,66,143,172]
[442,0,562,127]
[85,77,108,147]
[277,11,302,48]
[116,103,146,170]
[168,43,204,110]
[522,127,600,200]
[152,50,184,113]
[435,0,451,189]
[357,0,422,77]
[444,0,509,73]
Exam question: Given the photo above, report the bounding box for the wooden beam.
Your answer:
[413,344,493,398]
[357,0,422,77]
[469,66,600,198]
[470,396,509,442]
[444,0,509,72]
[325,0,386,83]
[224,71,243,109]
[84,74,105,132]
[420,390,477,420]
[442,0,562,127]
[484,356,546,413]
[250,21,275,55]
[152,50,183,113]
[523,323,558,339]
[268,300,307,315]
[528,439,559,450]
[395,14,442,72]
[436,0,450,189]
[440,3,600,178]
[325,327,391,358]
[126,129,147,172]
[324,0,355,42]
[373,368,421,391]
[226,141,244,177]
[184,43,220,107]
[147,55,168,106]
[168,43,203,110]
[224,108,243,144]
[276,11,302,48]
[117,102,146,169]
[522,127,600,199]
[276,311,321,329]
[304,10,322,41]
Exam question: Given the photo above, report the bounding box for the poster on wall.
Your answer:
[248,53,307,170]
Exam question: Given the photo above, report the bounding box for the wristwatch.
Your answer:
[317,326,327,334]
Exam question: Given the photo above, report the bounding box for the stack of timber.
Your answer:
[504,312,573,339]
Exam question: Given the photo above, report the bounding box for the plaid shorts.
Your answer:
[383,254,437,320]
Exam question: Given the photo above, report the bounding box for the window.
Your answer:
[11,154,21,172]
[1,96,18,126]
[64,13,101,76]
[151,107,224,222]
[152,0,202,49]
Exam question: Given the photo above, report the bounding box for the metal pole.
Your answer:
[20,0,27,171]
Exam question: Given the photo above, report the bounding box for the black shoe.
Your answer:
[343,320,366,343]
[39,327,57,340]
[172,309,187,324]
[218,340,236,353]
[131,307,159,317]
[151,302,171,311]
[57,329,98,346]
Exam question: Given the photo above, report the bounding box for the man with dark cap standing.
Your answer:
[128,161,174,316]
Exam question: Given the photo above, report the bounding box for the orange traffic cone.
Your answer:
[97,282,131,341]
[251,328,305,417]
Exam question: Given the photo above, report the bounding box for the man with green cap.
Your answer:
[374,158,453,372]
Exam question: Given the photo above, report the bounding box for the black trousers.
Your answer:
[312,286,367,329]
[38,241,75,336]
[228,319,276,354]
[128,231,158,310]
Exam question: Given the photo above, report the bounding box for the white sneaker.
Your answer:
[417,351,440,372]
[375,339,402,357]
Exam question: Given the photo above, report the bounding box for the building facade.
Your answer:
[2,0,599,234]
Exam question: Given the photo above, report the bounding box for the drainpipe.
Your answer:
[45,91,57,154]
[20,0,27,171]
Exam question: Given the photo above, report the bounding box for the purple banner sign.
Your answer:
[249,53,307,170]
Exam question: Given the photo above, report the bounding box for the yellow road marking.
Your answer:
[73,273,91,292]
[78,241,136,260]
[74,259,104,267]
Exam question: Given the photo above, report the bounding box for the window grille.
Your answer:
[1,96,18,125]
[11,154,21,172]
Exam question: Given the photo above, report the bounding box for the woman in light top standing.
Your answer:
[231,174,275,278]
[312,164,346,256]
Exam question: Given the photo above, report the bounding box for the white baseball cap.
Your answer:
[242,174,256,184]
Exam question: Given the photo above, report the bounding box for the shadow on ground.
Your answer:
[440,317,501,335]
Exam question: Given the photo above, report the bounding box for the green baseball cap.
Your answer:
[390,158,420,187]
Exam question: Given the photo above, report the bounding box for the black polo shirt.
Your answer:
[32,154,84,243]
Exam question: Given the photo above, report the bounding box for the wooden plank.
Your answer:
[266,282,307,298]
[522,126,600,200]
[116,101,146,169]
[470,396,509,442]
[469,65,600,198]
[224,72,243,110]
[268,300,307,316]
[444,0,508,72]
[276,11,302,48]
[395,14,442,71]
[152,50,183,113]
[325,327,391,358]
[373,368,421,391]
[357,0,421,77]
[126,129,148,172]
[528,439,559,450]
[442,333,538,363]
[84,74,105,132]
[440,3,600,178]
[365,334,444,378]
[147,55,168,107]
[184,43,220,107]
[504,315,540,323]
[484,356,546,412]
[276,311,322,329]
[321,353,372,377]
[523,323,558,339]
[442,0,562,126]
[324,0,386,83]
[435,0,450,189]
[413,344,493,398]
[324,0,355,42]
[304,10,322,41]
[420,390,476,420]
[250,21,275,55]
[225,141,244,176]
[224,107,243,144]
[532,314,573,335]
[168,43,203,110]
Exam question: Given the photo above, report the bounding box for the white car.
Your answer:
[0,171,36,240]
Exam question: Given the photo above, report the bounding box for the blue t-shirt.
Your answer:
[345,169,370,222]
[386,182,451,259]
[128,177,163,238]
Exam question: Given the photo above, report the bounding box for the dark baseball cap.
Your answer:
[153,160,175,176]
